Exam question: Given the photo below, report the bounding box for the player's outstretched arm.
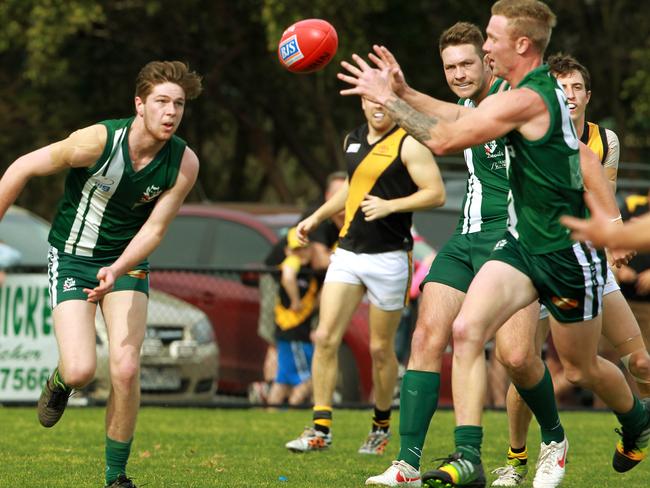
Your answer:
[368,45,466,121]
[85,147,199,302]
[360,136,445,221]
[561,191,650,251]
[0,125,107,221]
[339,55,538,154]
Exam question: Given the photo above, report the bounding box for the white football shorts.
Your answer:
[324,247,411,311]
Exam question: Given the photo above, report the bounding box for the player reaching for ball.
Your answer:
[285,96,446,455]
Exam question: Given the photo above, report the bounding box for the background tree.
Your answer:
[0,0,647,220]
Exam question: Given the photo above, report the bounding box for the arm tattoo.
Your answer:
[384,97,438,144]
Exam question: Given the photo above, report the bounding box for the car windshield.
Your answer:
[150,214,273,268]
[0,209,50,266]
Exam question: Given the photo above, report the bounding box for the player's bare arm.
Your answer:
[0,125,107,220]
[561,191,650,251]
[360,136,445,221]
[85,147,199,301]
[280,256,303,312]
[339,55,547,154]
[296,179,349,242]
[368,45,467,121]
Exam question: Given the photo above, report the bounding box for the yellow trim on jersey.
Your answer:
[339,128,407,238]
[274,278,319,330]
[626,195,648,214]
[586,121,605,163]
[403,250,413,306]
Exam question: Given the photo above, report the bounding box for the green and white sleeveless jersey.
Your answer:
[48,117,186,258]
[456,79,510,234]
[505,65,584,254]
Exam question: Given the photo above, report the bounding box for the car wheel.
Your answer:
[335,343,360,404]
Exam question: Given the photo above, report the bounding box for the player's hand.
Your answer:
[615,264,637,283]
[368,45,409,97]
[84,266,116,302]
[289,299,303,312]
[338,54,394,105]
[360,194,393,221]
[609,248,634,268]
[636,269,650,295]
[296,216,318,244]
[560,192,616,249]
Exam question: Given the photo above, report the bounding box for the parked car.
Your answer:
[149,204,373,402]
[91,289,218,403]
[0,205,218,403]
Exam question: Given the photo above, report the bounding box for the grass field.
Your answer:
[1,406,648,487]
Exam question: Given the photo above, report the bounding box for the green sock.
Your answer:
[105,436,132,484]
[616,396,649,435]
[53,368,71,392]
[398,370,440,469]
[515,364,565,444]
[455,425,482,464]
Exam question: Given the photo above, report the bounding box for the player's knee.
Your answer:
[498,348,532,374]
[369,342,394,366]
[62,362,96,388]
[561,364,587,387]
[451,316,482,352]
[626,350,650,381]
[411,320,448,358]
[313,330,340,357]
[110,357,140,389]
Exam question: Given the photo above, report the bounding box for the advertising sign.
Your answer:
[0,274,57,401]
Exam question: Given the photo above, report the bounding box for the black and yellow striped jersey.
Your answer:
[338,124,416,253]
[581,120,609,165]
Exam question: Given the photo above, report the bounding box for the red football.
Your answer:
[278,19,338,74]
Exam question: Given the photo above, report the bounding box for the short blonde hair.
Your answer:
[491,0,556,54]
[135,61,203,101]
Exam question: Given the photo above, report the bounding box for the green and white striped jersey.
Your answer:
[48,117,186,258]
[505,65,584,254]
[455,79,510,235]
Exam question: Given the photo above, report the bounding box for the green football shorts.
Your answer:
[489,232,606,323]
[47,246,149,308]
[422,229,507,293]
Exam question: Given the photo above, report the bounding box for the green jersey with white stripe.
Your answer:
[505,65,585,254]
[48,117,186,258]
[455,79,510,234]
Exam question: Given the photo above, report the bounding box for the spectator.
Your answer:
[250,172,346,404]
[267,227,320,406]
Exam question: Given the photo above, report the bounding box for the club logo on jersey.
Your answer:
[62,277,77,292]
[279,35,304,66]
[94,176,115,192]
[373,144,392,157]
[484,140,506,165]
[551,296,580,310]
[493,239,508,251]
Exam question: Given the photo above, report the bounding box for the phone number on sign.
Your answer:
[0,367,51,391]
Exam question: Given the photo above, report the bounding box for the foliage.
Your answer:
[0,0,648,218]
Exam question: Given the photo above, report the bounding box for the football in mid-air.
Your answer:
[277,19,338,74]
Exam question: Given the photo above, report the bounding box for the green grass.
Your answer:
[1,406,648,487]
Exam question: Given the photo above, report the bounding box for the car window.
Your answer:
[208,219,271,267]
[150,215,212,268]
[0,211,50,266]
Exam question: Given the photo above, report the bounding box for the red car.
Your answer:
[149,204,373,402]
